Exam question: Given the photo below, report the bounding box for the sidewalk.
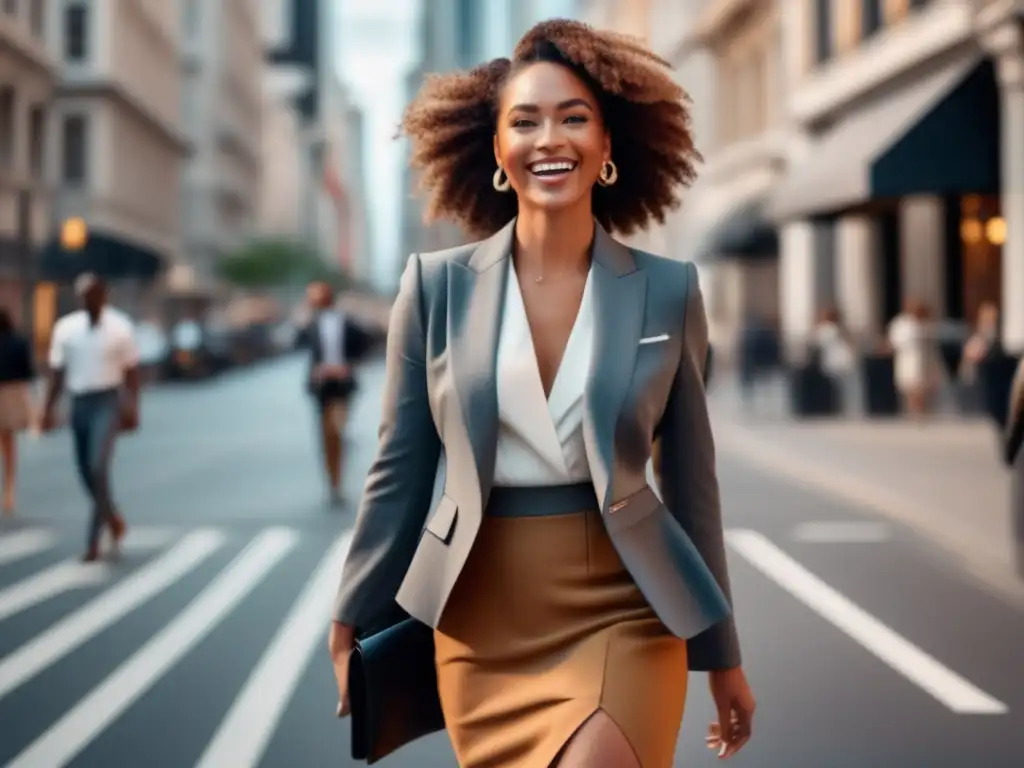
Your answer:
[708,375,1020,604]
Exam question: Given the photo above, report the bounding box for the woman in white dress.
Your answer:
[887,300,941,417]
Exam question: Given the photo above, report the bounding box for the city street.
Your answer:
[0,355,1022,767]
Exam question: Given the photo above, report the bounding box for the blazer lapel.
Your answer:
[583,223,646,512]
[448,218,514,509]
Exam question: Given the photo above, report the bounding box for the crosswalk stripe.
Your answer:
[0,530,55,566]
[195,531,355,768]
[0,529,225,700]
[0,560,111,622]
[5,528,299,768]
[726,529,1009,715]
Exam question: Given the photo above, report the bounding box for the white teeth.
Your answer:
[530,161,576,174]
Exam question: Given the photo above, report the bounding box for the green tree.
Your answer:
[217,238,349,289]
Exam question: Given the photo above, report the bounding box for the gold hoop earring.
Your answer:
[598,160,618,187]
[492,167,511,192]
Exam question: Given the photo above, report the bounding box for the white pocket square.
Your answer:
[638,334,670,345]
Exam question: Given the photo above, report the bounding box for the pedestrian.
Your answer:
[39,274,139,561]
[296,281,372,505]
[1004,355,1024,578]
[888,299,942,419]
[0,307,37,516]
[328,19,754,768]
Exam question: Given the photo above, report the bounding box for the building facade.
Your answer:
[258,66,303,240]
[179,0,264,293]
[42,0,189,318]
[0,0,57,334]
[268,0,366,278]
[665,0,786,356]
[399,0,537,261]
[766,0,1024,356]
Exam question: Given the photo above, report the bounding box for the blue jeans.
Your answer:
[70,389,121,549]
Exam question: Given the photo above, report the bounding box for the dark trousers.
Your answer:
[70,389,121,549]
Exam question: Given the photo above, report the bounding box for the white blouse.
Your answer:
[493,260,595,487]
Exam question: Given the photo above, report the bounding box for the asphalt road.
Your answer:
[0,355,1021,767]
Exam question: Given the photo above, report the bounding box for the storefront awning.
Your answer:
[38,229,165,282]
[765,52,1000,222]
[694,199,778,262]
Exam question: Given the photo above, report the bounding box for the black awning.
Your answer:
[767,54,1000,221]
[872,58,1000,198]
[695,200,779,262]
[38,229,165,282]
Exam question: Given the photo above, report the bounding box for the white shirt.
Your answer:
[493,261,594,486]
[318,311,345,367]
[48,307,140,394]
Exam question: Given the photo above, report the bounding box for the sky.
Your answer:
[336,0,422,291]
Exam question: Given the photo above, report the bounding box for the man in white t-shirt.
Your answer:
[40,274,141,561]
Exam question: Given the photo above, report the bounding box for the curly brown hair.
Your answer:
[399,19,700,239]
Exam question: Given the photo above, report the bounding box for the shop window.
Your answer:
[959,195,1003,326]
[861,0,883,38]
[813,0,832,64]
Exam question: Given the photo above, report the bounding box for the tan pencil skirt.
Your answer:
[434,498,689,768]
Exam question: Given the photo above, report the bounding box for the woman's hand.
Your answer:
[328,621,356,717]
[706,667,755,758]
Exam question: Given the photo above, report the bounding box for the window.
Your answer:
[0,87,13,171]
[61,114,87,183]
[183,0,199,37]
[65,3,88,61]
[2,0,16,18]
[814,0,832,64]
[28,105,45,178]
[30,0,45,37]
[862,0,883,38]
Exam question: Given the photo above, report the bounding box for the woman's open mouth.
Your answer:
[528,160,578,184]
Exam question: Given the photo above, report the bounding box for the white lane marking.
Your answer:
[792,521,891,543]
[120,527,180,552]
[195,531,354,768]
[0,561,111,622]
[726,529,1009,715]
[0,529,225,700]
[6,528,298,768]
[0,530,55,565]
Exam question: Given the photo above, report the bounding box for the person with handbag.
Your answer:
[329,19,754,768]
[39,273,137,562]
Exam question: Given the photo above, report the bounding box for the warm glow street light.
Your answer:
[60,217,88,251]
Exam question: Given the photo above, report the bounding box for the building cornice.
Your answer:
[56,79,191,155]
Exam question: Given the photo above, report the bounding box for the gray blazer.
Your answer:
[333,218,741,670]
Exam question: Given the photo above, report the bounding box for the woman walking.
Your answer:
[0,308,36,516]
[329,19,754,767]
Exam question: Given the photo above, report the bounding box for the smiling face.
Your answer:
[494,61,610,215]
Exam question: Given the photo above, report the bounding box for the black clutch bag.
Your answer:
[348,618,446,764]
